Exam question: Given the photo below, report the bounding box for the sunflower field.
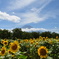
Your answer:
[0,36,59,59]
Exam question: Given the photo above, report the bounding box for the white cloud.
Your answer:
[22,28,48,32]
[19,12,48,25]
[36,0,52,13]
[7,0,52,11]
[8,0,35,10]
[19,11,54,25]
[48,28,59,33]
[30,0,52,13]
[6,0,58,26]
[22,28,59,33]
[17,0,52,25]
[6,0,53,25]
[0,11,20,23]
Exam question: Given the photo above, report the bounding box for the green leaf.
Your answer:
[47,56,53,59]
[16,55,27,59]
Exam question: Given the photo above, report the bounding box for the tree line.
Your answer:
[0,28,59,39]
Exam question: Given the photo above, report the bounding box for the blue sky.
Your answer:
[0,0,59,33]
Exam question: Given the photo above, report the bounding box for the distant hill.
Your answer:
[22,25,33,29]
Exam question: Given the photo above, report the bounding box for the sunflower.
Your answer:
[39,36,42,39]
[8,49,12,54]
[46,37,48,39]
[1,40,4,44]
[9,41,20,53]
[0,47,6,56]
[56,36,58,39]
[38,46,48,58]
[3,41,8,46]
[42,37,46,40]
[30,40,34,44]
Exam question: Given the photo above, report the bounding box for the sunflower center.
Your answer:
[4,42,7,44]
[40,49,46,56]
[12,44,17,50]
[1,50,5,54]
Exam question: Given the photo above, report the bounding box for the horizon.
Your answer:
[0,25,59,33]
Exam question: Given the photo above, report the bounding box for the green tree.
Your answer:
[52,32,59,38]
[31,32,40,39]
[1,29,12,39]
[12,28,22,39]
[22,32,33,39]
[41,31,52,38]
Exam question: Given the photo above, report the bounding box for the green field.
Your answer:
[0,36,59,59]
